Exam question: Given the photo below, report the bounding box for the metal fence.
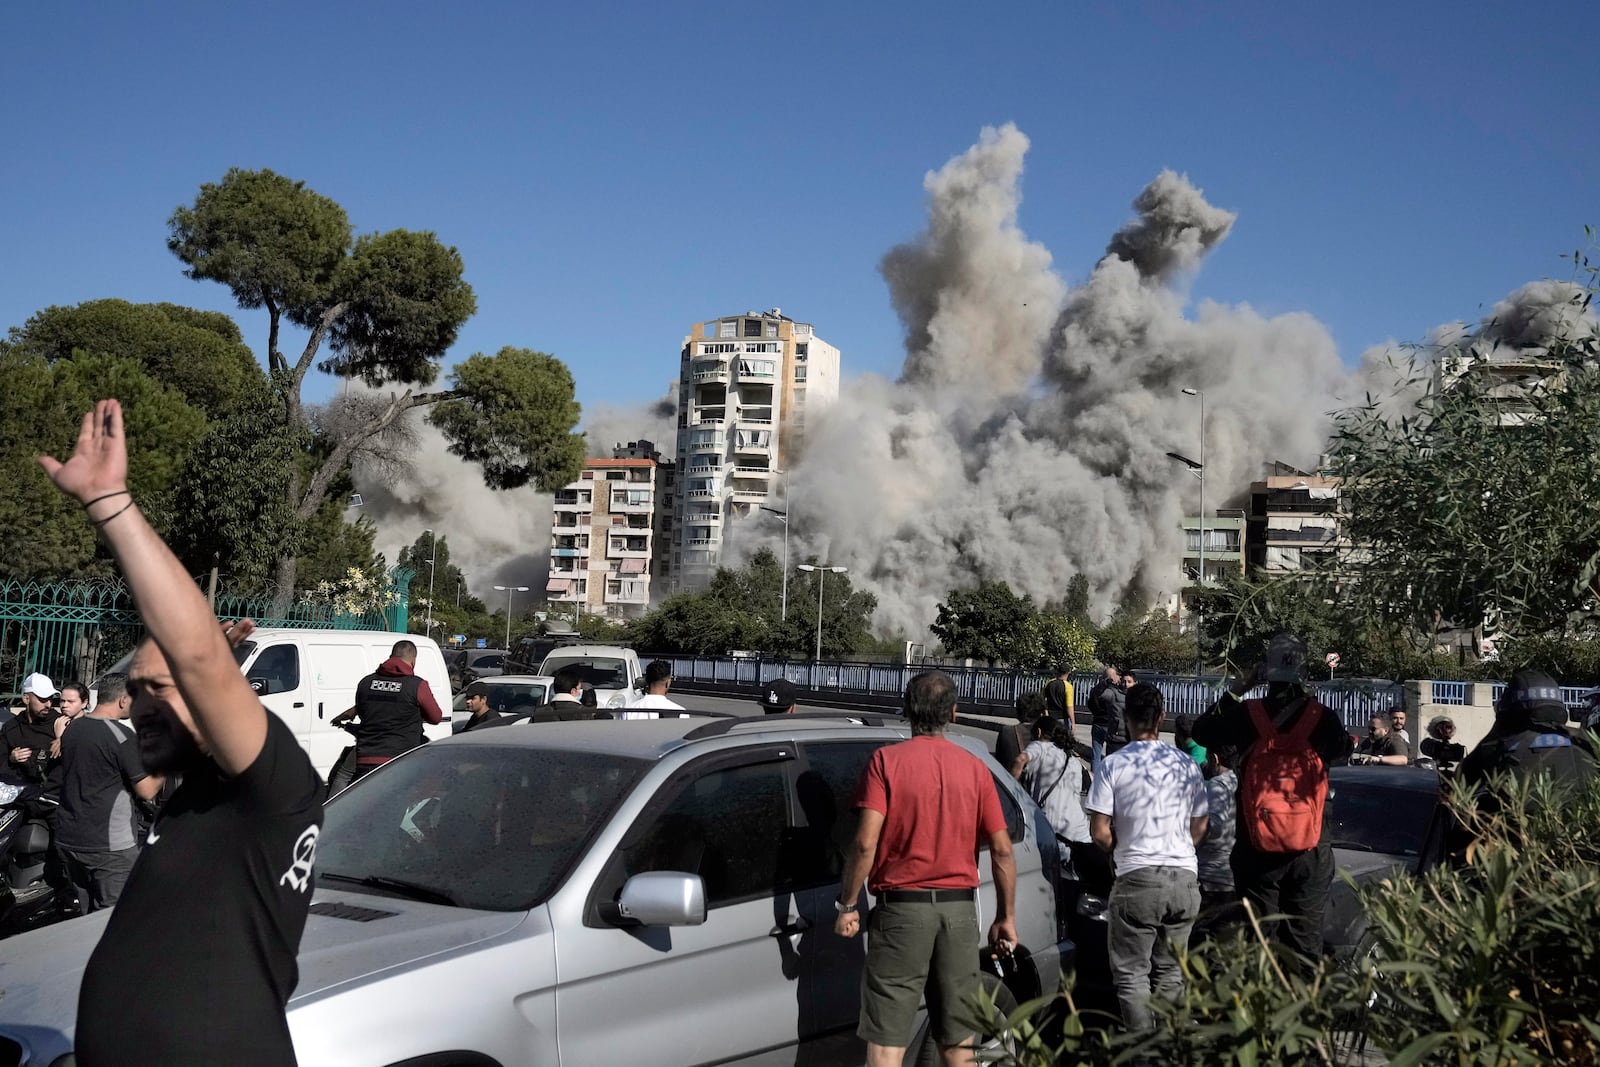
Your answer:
[651,655,1408,731]
[1,573,411,695]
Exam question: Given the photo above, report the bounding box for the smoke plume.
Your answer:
[729,124,1362,637]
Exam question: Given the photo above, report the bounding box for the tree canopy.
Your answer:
[930,580,1099,672]
[167,167,586,605]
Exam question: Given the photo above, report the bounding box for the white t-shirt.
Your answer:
[617,693,686,720]
[1020,740,1091,844]
[1084,739,1207,875]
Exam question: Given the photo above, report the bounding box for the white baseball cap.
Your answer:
[22,673,57,699]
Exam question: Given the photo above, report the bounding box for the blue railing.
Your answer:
[651,655,1405,731]
[1431,681,1469,706]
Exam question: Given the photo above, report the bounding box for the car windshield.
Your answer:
[542,657,627,689]
[1326,776,1438,857]
[318,745,648,910]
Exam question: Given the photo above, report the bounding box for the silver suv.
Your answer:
[0,712,1071,1067]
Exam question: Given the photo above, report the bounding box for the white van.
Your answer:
[98,630,452,778]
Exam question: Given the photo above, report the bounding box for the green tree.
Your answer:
[1331,275,1600,647]
[168,168,585,606]
[627,592,765,655]
[1061,572,1092,624]
[1018,612,1097,673]
[1094,607,1197,675]
[6,299,264,418]
[790,561,878,660]
[931,581,1037,665]
[0,349,206,578]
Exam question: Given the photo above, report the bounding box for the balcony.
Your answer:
[691,415,726,428]
[686,486,718,500]
[689,434,725,453]
[608,540,652,559]
[609,493,654,512]
[684,509,722,525]
[551,547,585,558]
[736,361,776,380]
[691,361,731,382]
[728,487,767,503]
[686,537,719,547]
[605,582,650,605]
[551,515,588,533]
[733,466,774,477]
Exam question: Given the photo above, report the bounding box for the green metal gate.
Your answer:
[1,570,413,695]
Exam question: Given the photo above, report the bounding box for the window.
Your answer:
[719,321,736,338]
[795,343,809,358]
[793,742,891,888]
[794,365,808,383]
[580,470,594,480]
[245,643,300,695]
[317,746,648,911]
[605,471,625,481]
[743,318,763,338]
[603,759,791,908]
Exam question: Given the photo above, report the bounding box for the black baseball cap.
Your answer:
[758,678,799,714]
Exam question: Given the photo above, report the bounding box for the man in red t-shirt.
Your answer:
[834,671,1017,1067]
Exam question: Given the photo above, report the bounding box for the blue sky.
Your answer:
[3,0,1595,416]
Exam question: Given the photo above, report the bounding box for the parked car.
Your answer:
[537,644,642,708]
[445,647,509,689]
[1060,763,1445,1002]
[0,712,1073,1066]
[450,675,556,732]
[94,629,453,778]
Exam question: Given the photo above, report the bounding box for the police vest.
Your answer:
[354,671,426,761]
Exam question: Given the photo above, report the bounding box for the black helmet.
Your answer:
[1497,670,1568,729]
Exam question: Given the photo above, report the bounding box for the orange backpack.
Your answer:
[1239,698,1328,853]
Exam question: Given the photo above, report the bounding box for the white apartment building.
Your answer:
[547,456,660,619]
[673,309,841,587]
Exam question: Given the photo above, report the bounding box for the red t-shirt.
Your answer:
[856,735,1008,891]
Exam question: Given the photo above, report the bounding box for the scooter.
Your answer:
[0,776,76,936]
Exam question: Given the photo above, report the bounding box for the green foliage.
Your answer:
[988,773,1600,1067]
[1017,612,1098,673]
[428,347,586,492]
[7,299,265,417]
[167,167,351,322]
[931,581,1038,665]
[1094,606,1197,674]
[167,383,305,589]
[1332,284,1600,641]
[1061,572,1092,623]
[0,348,206,578]
[626,549,877,658]
[326,229,478,386]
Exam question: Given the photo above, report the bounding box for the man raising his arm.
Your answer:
[40,400,324,1067]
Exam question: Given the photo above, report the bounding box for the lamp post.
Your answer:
[1182,387,1206,679]
[421,529,437,637]
[796,564,848,662]
[493,585,529,650]
[759,505,790,620]
[456,571,465,608]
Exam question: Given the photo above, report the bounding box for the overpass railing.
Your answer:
[648,654,1408,730]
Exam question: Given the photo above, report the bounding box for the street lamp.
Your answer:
[456,571,466,608]
[1178,385,1207,679]
[493,585,530,650]
[421,529,438,637]
[796,564,848,663]
[759,505,790,620]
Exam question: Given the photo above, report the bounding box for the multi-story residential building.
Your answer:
[610,438,677,592]
[1245,462,1343,575]
[546,453,661,619]
[673,309,841,587]
[1166,508,1247,626]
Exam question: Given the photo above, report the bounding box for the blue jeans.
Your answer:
[1090,728,1107,776]
[1106,865,1200,1030]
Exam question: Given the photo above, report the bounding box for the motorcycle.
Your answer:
[0,776,76,935]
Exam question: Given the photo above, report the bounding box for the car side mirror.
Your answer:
[248,676,269,695]
[610,871,706,927]
[634,678,647,692]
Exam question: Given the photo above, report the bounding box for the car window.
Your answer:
[542,657,627,690]
[246,644,300,696]
[1326,777,1437,857]
[793,742,891,889]
[991,771,1024,843]
[605,759,791,909]
[319,746,648,911]
[486,683,550,712]
[472,653,505,670]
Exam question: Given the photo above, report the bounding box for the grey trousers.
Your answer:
[1106,864,1200,1030]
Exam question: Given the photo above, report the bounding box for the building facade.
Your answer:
[547,453,662,619]
[672,309,840,587]
[1245,462,1344,575]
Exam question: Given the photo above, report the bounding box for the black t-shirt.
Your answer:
[1357,733,1407,759]
[75,713,325,1067]
[0,710,65,792]
[56,717,147,852]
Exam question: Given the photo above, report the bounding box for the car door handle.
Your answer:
[295,702,307,709]
[770,917,812,937]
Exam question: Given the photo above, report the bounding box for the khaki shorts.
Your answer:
[859,898,981,1047]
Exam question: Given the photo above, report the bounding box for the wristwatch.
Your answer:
[834,898,859,914]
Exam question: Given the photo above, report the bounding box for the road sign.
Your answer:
[1325,652,1341,668]
[477,638,487,649]
[452,634,465,645]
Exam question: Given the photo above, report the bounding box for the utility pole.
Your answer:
[796,564,848,662]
